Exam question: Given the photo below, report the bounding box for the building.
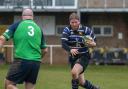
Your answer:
[0,0,128,64]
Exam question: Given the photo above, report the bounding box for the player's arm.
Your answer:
[62,39,79,56]
[62,39,71,52]
[0,35,6,48]
[40,35,48,63]
[42,48,48,57]
[40,31,48,58]
[61,28,71,52]
[85,27,96,47]
[61,28,79,56]
[0,22,20,48]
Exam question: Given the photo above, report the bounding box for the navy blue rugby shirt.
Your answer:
[61,25,96,54]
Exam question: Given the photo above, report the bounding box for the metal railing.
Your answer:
[1,45,128,65]
[3,45,62,65]
[0,0,77,10]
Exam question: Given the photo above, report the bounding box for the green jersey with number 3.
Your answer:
[3,20,47,61]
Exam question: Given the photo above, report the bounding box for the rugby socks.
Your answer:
[82,80,95,89]
[72,79,79,89]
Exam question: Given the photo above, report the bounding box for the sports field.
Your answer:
[0,64,128,89]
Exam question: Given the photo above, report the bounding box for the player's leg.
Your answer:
[79,73,99,89]
[71,63,83,89]
[5,80,18,89]
[78,55,96,89]
[5,59,24,89]
[25,82,35,89]
[71,63,83,79]
[24,61,40,89]
[78,73,85,86]
[78,53,100,89]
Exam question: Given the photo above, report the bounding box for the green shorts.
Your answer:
[69,52,90,73]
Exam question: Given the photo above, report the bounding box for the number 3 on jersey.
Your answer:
[28,26,34,36]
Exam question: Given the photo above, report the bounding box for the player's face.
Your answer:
[70,19,80,30]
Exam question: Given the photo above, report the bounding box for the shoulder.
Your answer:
[80,25,92,33]
[81,25,91,30]
[64,26,70,31]
[9,21,21,29]
[63,26,71,34]
[8,21,21,31]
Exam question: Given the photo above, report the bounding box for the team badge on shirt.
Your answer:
[79,32,84,36]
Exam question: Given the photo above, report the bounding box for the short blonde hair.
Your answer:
[69,12,79,21]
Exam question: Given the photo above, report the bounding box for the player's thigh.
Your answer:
[25,82,35,89]
[71,63,83,74]
[79,53,90,72]
[7,85,18,89]
[6,60,25,84]
[25,61,40,84]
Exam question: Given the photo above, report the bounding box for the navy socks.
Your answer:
[72,79,79,89]
[82,80,95,89]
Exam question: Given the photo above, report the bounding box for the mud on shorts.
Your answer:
[6,58,41,84]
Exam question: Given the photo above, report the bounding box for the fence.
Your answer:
[1,45,66,65]
[1,45,128,65]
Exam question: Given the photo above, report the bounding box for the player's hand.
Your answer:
[86,40,96,47]
[83,35,96,47]
[70,49,79,56]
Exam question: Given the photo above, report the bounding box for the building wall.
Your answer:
[81,13,128,48]
[0,12,128,64]
[45,12,128,48]
[79,0,127,8]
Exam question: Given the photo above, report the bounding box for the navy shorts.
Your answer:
[6,58,40,84]
[69,52,90,73]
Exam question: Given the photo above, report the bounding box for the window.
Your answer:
[34,0,52,6]
[93,27,101,35]
[56,0,74,6]
[92,25,113,37]
[56,25,67,36]
[43,0,77,9]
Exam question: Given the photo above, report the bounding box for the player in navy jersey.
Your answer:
[61,13,99,89]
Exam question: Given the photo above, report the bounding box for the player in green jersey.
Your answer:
[0,8,47,89]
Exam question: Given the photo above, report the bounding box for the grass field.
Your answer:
[0,64,128,89]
